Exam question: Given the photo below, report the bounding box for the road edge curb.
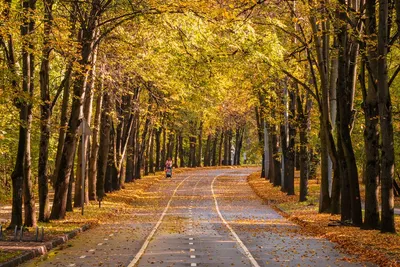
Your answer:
[0,224,90,267]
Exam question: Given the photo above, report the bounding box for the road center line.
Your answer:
[211,174,260,267]
[127,175,192,267]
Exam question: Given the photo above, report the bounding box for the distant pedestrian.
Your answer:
[165,157,173,178]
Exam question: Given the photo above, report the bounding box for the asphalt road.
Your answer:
[22,168,369,267]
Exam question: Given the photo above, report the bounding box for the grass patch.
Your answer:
[0,250,24,264]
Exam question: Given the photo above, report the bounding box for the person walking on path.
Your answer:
[165,157,173,178]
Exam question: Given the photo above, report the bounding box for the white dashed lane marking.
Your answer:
[79,255,86,259]
[191,263,197,267]
[97,243,103,246]
[190,255,196,258]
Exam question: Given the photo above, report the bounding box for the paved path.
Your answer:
[21,168,371,267]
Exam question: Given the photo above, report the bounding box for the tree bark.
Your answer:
[38,0,53,222]
[96,92,111,200]
[88,84,103,200]
[378,0,396,233]
[22,0,37,227]
[179,134,185,167]
[362,0,380,229]
[197,122,203,167]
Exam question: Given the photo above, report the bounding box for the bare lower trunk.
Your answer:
[88,89,103,200]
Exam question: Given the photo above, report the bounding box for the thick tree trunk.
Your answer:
[319,122,331,213]
[362,0,380,230]
[38,0,53,222]
[22,0,37,227]
[66,152,75,212]
[4,0,22,229]
[96,92,111,201]
[378,0,396,233]
[337,2,362,225]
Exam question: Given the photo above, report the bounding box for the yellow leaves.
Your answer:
[248,171,400,266]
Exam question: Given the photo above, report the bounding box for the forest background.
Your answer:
[0,0,399,234]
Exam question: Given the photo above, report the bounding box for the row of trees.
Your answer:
[251,0,399,233]
[0,0,398,234]
[0,0,259,228]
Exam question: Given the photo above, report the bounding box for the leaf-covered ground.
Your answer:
[248,172,400,266]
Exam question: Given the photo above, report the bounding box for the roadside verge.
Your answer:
[247,171,400,266]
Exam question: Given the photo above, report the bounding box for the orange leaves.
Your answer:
[247,171,400,266]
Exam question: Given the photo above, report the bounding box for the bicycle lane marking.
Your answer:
[127,175,193,267]
[211,174,261,267]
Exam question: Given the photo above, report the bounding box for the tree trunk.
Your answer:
[136,99,153,179]
[155,127,162,171]
[174,134,179,168]
[362,0,380,229]
[218,132,224,166]
[88,84,103,200]
[161,127,166,170]
[22,0,37,227]
[204,134,212,167]
[378,0,396,233]
[37,0,53,222]
[211,131,219,166]
[50,23,97,219]
[189,136,197,167]
[150,131,155,173]
[319,122,331,213]
[272,127,281,187]
[337,1,362,225]
[197,122,203,167]
[96,92,111,201]
[179,134,185,167]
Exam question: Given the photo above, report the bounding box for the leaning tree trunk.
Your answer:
[50,20,98,219]
[378,0,396,233]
